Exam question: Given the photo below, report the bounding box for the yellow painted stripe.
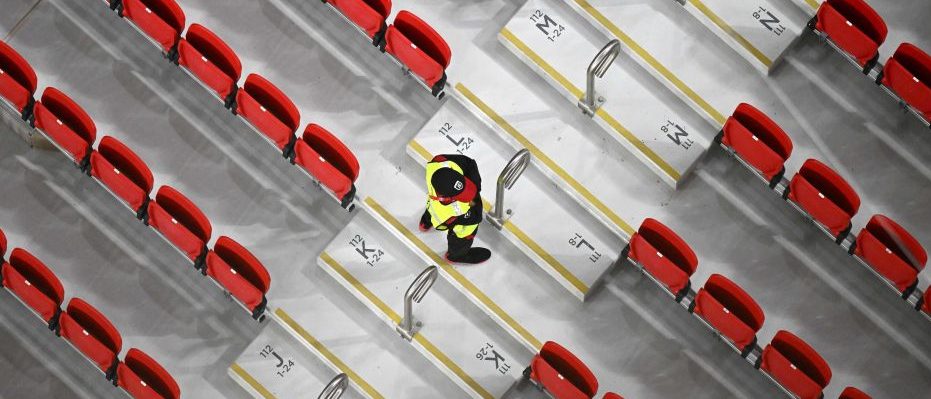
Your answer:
[230,363,276,399]
[363,196,545,349]
[455,83,636,237]
[687,0,773,68]
[319,252,494,399]
[572,0,727,126]
[274,308,384,399]
[804,0,819,10]
[499,28,682,181]
[408,141,590,295]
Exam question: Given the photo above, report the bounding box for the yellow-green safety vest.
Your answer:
[426,159,479,239]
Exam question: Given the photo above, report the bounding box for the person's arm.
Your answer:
[444,154,482,192]
[452,203,483,225]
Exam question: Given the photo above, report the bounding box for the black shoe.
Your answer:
[446,248,491,264]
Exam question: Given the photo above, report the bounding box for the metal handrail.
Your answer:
[317,373,349,399]
[578,39,621,117]
[397,266,439,341]
[487,149,532,229]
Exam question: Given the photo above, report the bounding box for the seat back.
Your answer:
[825,0,887,46]
[762,330,832,399]
[723,103,793,181]
[531,341,598,399]
[694,274,764,350]
[863,214,927,271]
[330,0,392,37]
[60,298,122,372]
[122,0,186,52]
[636,218,698,277]
[2,248,65,323]
[0,227,6,261]
[602,394,624,399]
[0,40,38,112]
[392,11,451,68]
[91,136,155,213]
[33,87,97,162]
[117,348,181,399]
[240,74,300,133]
[881,44,931,119]
[890,44,931,87]
[798,159,860,216]
[817,0,886,67]
[839,387,871,399]
[206,236,270,313]
[922,289,930,315]
[302,124,359,182]
[629,218,697,295]
[148,186,212,263]
[384,11,451,88]
[178,24,242,99]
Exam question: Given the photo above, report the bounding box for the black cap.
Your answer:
[431,167,477,202]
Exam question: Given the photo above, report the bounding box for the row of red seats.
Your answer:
[0,227,181,399]
[0,40,271,322]
[809,0,931,128]
[508,341,623,399]
[97,0,361,210]
[324,0,452,98]
[623,218,880,399]
[716,102,931,318]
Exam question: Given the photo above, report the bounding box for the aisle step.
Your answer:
[318,210,529,398]
[407,100,622,300]
[499,0,708,188]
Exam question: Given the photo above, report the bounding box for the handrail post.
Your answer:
[578,39,621,117]
[396,266,439,341]
[317,373,349,399]
[487,149,532,230]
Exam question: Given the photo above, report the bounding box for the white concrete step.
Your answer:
[499,0,709,188]
[318,209,530,398]
[407,100,622,300]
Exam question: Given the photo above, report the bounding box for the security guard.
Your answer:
[419,154,491,264]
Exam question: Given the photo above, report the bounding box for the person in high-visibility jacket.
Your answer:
[419,154,492,264]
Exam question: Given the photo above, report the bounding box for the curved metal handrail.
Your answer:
[488,149,532,229]
[578,39,621,116]
[397,266,439,341]
[318,373,349,399]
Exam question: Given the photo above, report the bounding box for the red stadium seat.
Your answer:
[90,136,155,218]
[32,87,97,168]
[292,124,359,205]
[880,43,931,122]
[602,394,624,399]
[206,236,270,320]
[120,0,186,54]
[787,159,860,242]
[626,218,697,300]
[529,341,598,399]
[1,248,65,327]
[383,11,451,97]
[814,0,887,71]
[720,103,793,187]
[853,215,927,295]
[177,24,242,104]
[0,227,6,262]
[235,74,300,157]
[921,289,930,315]
[58,298,122,375]
[839,387,871,399]
[327,0,392,41]
[758,330,832,399]
[117,348,181,399]
[147,186,212,268]
[692,274,764,356]
[0,40,38,119]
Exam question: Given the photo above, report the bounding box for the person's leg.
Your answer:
[446,225,491,264]
[447,229,474,259]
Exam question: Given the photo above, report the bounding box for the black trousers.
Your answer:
[420,210,476,258]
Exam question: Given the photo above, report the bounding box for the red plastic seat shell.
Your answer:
[788,159,860,237]
[33,87,97,163]
[839,387,871,399]
[922,289,930,315]
[294,124,359,198]
[602,394,624,399]
[722,103,793,181]
[235,74,300,150]
[1,248,65,323]
[178,24,242,100]
[122,0,186,52]
[0,40,38,112]
[330,0,391,38]
[385,11,451,87]
[628,218,697,295]
[91,136,155,213]
[530,341,598,399]
[59,298,122,372]
[148,186,212,262]
[117,348,181,399]
[881,43,931,121]
[760,330,832,399]
[693,274,764,350]
[206,236,270,311]
[854,214,927,292]
[0,227,6,260]
[816,0,887,66]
